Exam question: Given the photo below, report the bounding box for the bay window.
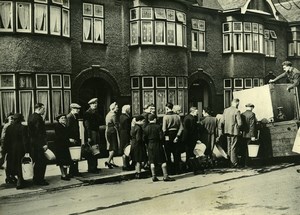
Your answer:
[222,21,267,54]
[0,0,70,37]
[129,7,186,47]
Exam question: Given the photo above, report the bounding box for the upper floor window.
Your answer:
[222,22,266,54]
[191,19,205,52]
[129,7,186,47]
[0,0,70,37]
[82,3,104,44]
[264,29,276,57]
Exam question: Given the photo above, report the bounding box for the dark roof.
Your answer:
[274,0,300,22]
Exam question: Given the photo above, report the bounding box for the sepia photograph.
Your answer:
[0,0,300,214]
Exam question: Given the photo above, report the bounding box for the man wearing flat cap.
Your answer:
[66,103,82,177]
[83,98,102,173]
[240,103,257,167]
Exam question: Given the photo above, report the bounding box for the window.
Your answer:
[244,78,252,88]
[19,74,33,88]
[51,74,62,88]
[288,43,295,56]
[222,21,266,54]
[52,90,63,121]
[191,19,205,52]
[62,9,69,37]
[129,6,186,47]
[0,74,15,89]
[34,3,48,34]
[234,78,243,88]
[36,74,49,88]
[16,2,31,33]
[131,76,188,116]
[83,3,104,44]
[0,91,16,124]
[63,75,71,88]
[63,90,71,113]
[36,90,50,122]
[0,1,13,32]
[265,29,275,57]
[19,90,34,122]
[223,79,232,89]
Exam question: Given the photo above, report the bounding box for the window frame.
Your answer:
[141,21,153,45]
[51,89,63,121]
[0,1,13,32]
[154,21,165,45]
[156,77,166,88]
[0,74,15,89]
[234,78,243,89]
[36,74,49,88]
[223,79,232,89]
[16,2,32,33]
[36,90,51,122]
[0,90,16,125]
[244,78,252,88]
[50,5,61,36]
[51,74,62,88]
[131,77,140,89]
[63,75,71,88]
[223,33,232,53]
[18,90,34,122]
[34,3,48,34]
[142,77,154,89]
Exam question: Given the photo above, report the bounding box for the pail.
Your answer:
[22,156,33,180]
[44,149,56,161]
[69,146,82,160]
[124,145,131,157]
[91,144,100,155]
[248,145,259,157]
[213,144,228,159]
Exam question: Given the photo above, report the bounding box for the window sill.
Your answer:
[81,42,108,46]
[191,51,208,55]
[0,31,73,41]
[129,44,187,49]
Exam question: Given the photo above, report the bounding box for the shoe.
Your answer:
[5,176,17,184]
[163,176,175,182]
[61,176,71,181]
[110,163,119,168]
[152,177,159,182]
[34,180,49,186]
[135,173,141,179]
[16,183,26,190]
[105,162,113,169]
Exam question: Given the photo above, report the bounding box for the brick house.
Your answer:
[0,0,299,125]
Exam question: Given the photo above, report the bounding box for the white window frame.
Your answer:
[50,6,61,36]
[176,23,183,47]
[62,8,70,37]
[298,43,300,56]
[244,33,252,52]
[154,8,166,20]
[51,90,63,121]
[51,74,62,88]
[233,22,242,32]
[244,78,252,88]
[130,21,139,46]
[34,3,48,34]
[94,4,103,18]
[0,90,16,124]
[141,7,153,20]
[36,74,49,88]
[233,33,243,52]
[83,17,93,42]
[16,2,32,33]
[0,74,15,89]
[253,78,259,87]
[63,90,71,113]
[155,21,165,45]
[199,31,205,52]
[168,77,176,88]
[0,1,13,32]
[222,22,231,33]
[288,43,295,56]
[63,75,71,88]
[191,30,198,51]
[36,90,51,123]
[234,78,243,89]
[166,22,176,46]
[142,90,154,109]
[156,77,166,88]
[35,0,47,3]
[223,33,231,53]
[156,89,167,117]
[130,8,139,21]
[166,9,175,21]
[244,22,251,32]
[223,79,232,89]
[83,3,93,16]
[18,90,34,122]
[94,18,104,44]
[142,77,154,89]
[131,77,139,89]
[141,21,153,45]
[62,0,69,9]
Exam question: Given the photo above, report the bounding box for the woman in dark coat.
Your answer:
[3,113,29,189]
[130,115,147,179]
[54,114,72,180]
[119,105,132,170]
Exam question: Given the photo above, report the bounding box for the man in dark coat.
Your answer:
[182,107,199,171]
[83,98,101,173]
[66,103,82,177]
[28,103,49,186]
[240,103,257,167]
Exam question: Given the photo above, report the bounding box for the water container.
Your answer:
[69,146,82,161]
[248,145,259,157]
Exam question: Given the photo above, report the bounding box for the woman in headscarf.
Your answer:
[104,102,120,168]
[54,114,72,180]
[3,113,29,189]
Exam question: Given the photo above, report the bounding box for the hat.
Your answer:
[135,115,145,122]
[55,113,66,121]
[245,103,255,108]
[70,103,81,109]
[88,98,98,105]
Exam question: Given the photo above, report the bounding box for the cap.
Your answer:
[88,98,98,105]
[70,103,81,109]
[245,103,255,108]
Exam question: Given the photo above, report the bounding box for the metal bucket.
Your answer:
[248,145,259,157]
[69,146,81,160]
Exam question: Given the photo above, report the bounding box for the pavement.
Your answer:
[0,156,298,200]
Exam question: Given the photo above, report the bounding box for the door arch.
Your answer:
[72,67,120,117]
[188,71,216,116]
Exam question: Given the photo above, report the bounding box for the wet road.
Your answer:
[1,165,299,215]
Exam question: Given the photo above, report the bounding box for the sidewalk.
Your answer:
[0,156,142,199]
[0,156,297,199]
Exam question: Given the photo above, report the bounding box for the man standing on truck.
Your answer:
[269,61,300,92]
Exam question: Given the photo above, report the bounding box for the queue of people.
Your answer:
[0,95,261,189]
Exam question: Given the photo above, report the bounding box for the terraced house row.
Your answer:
[0,0,299,124]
